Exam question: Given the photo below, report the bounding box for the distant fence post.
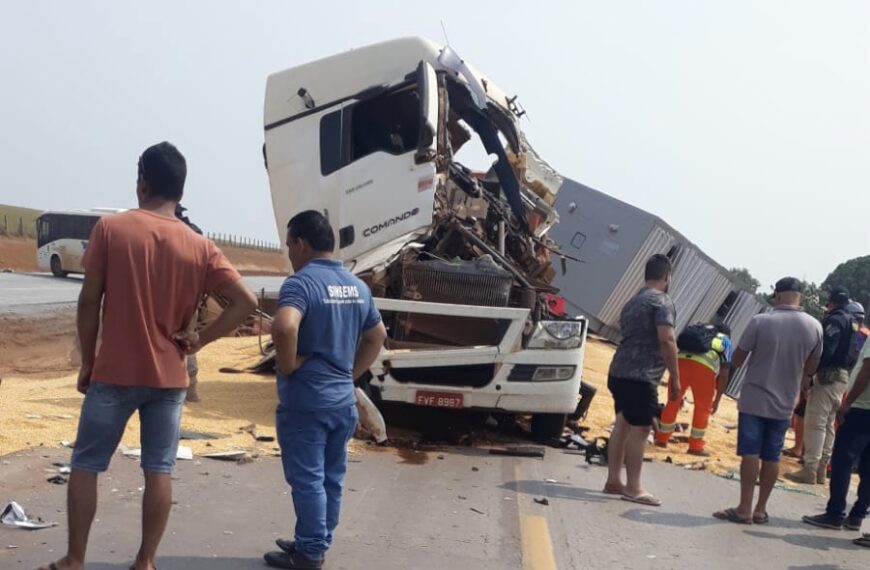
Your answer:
[18,217,23,237]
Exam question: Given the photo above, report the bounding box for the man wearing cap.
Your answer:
[801,324,870,539]
[714,277,822,524]
[787,286,857,484]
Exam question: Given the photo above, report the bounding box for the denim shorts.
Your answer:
[71,382,186,474]
[737,412,790,462]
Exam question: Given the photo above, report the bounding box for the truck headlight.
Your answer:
[508,364,577,382]
[527,319,585,349]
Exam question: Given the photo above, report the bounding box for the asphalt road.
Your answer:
[1,443,866,569]
[0,273,286,314]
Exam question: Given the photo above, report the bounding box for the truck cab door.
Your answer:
[265,61,441,273]
[333,62,440,271]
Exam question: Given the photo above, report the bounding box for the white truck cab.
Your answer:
[263,37,587,437]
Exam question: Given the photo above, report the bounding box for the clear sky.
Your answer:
[1,1,867,289]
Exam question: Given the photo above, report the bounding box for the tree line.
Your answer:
[730,257,870,320]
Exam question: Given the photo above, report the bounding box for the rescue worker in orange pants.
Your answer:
[656,324,733,456]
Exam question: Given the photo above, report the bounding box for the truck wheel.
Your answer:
[531,413,567,439]
[50,255,68,278]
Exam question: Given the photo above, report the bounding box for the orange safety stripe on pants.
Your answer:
[655,358,717,452]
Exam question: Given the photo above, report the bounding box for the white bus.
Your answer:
[36,209,124,277]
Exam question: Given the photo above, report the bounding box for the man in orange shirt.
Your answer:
[40,142,256,570]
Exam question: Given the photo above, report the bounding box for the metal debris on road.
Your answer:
[46,475,68,485]
[534,497,550,506]
[200,451,248,461]
[470,508,485,515]
[489,446,545,459]
[1,501,58,530]
[179,430,221,441]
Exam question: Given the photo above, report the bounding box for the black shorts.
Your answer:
[608,375,662,427]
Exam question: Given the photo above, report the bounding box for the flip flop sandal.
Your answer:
[753,512,770,525]
[854,534,870,548]
[713,508,753,525]
[621,493,662,507]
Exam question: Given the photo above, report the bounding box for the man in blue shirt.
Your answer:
[264,211,387,570]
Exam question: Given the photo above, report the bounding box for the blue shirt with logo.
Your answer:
[277,258,382,412]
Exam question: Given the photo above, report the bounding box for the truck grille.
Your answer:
[402,258,513,307]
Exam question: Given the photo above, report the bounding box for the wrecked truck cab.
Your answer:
[264,37,586,438]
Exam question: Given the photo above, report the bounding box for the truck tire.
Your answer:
[50,255,68,278]
[531,413,567,439]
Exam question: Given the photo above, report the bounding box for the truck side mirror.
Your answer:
[414,60,438,164]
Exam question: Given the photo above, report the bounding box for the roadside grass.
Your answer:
[0,204,41,239]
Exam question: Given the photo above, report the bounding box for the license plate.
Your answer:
[415,391,464,409]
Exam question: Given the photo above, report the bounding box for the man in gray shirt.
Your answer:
[714,277,822,524]
[604,254,680,507]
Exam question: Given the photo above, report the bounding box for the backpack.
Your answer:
[677,323,717,354]
[846,324,865,370]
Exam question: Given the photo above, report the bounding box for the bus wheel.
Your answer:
[50,255,68,278]
[531,413,567,440]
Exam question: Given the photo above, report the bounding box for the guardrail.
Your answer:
[207,232,282,253]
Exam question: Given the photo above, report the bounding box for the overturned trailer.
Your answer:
[263,37,588,437]
[549,180,768,396]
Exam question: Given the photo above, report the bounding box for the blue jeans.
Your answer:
[825,407,870,522]
[737,412,790,462]
[277,404,358,561]
[71,382,186,474]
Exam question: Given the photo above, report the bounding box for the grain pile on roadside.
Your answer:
[0,337,365,458]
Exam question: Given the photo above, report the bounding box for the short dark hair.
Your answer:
[286,210,335,252]
[645,254,672,281]
[138,142,186,201]
[774,277,802,294]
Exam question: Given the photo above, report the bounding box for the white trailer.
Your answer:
[263,37,587,437]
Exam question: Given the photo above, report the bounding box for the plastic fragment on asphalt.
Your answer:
[534,497,550,506]
[1,501,58,530]
[123,446,193,460]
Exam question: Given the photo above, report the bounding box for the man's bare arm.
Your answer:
[730,347,749,372]
[802,355,820,392]
[657,324,680,400]
[271,306,304,376]
[712,365,731,415]
[173,280,257,353]
[353,322,387,381]
[843,359,870,409]
[76,271,105,392]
